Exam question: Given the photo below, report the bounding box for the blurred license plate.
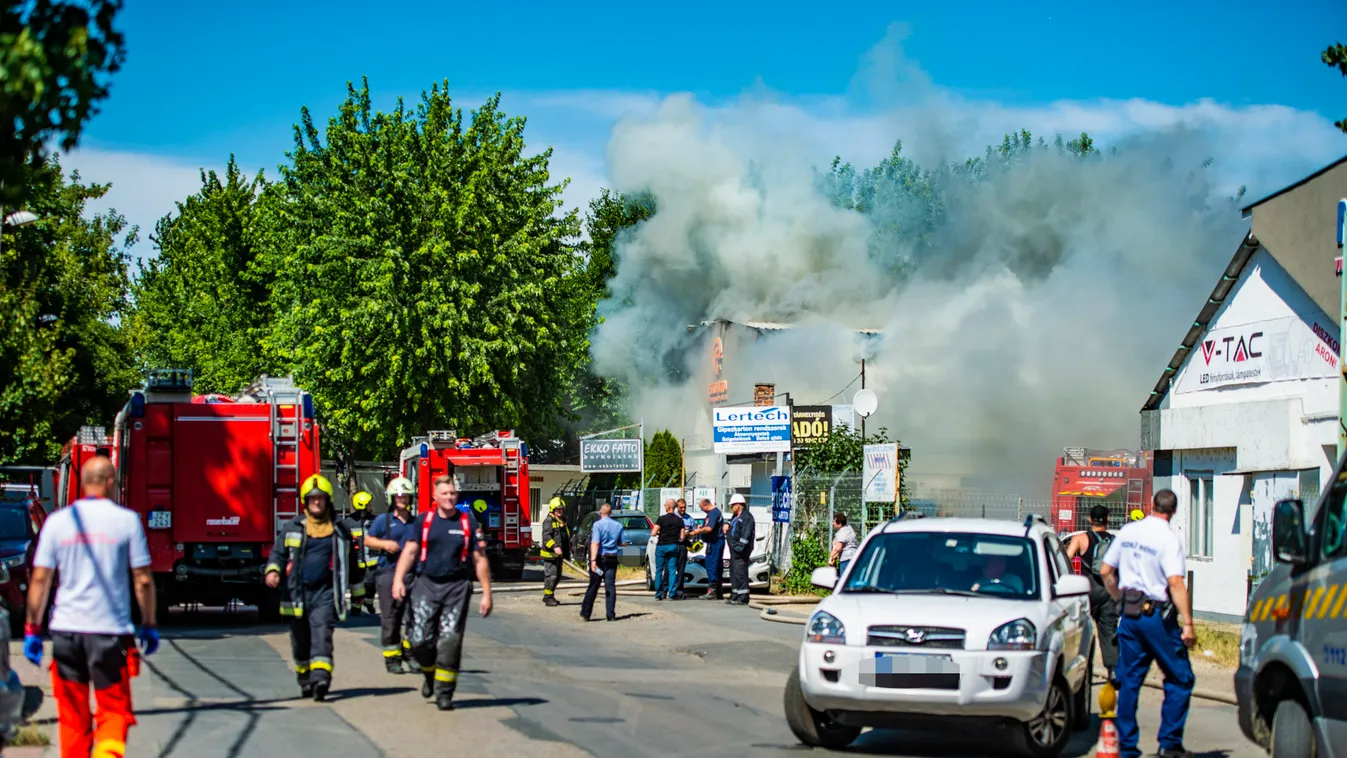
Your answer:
[871,653,957,672]
[862,653,960,689]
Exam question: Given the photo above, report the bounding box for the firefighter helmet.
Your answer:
[301,474,334,501]
[689,540,705,553]
[549,496,565,512]
[1129,509,1145,522]
[386,477,414,498]
[352,491,373,510]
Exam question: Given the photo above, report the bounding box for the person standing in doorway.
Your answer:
[539,498,570,607]
[692,498,726,599]
[675,499,695,599]
[580,503,624,621]
[25,456,159,758]
[392,475,493,711]
[364,477,417,673]
[829,514,859,577]
[1065,504,1121,682]
[651,500,686,601]
[725,494,755,605]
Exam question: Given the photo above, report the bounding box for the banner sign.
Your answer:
[1172,316,1339,394]
[863,443,899,502]
[694,486,716,507]
[713,406,791,454]
[659,488,682,508]
[791,406,832,447]
[771,476,792,523]
[832,404,855,431]
[580,438,643,473]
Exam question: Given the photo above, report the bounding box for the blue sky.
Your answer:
[66,0,1347,248]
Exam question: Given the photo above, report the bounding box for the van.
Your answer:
[1235,458,1347,756]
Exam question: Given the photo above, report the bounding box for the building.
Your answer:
[526,464,583,542]
[1140,156,1347,620]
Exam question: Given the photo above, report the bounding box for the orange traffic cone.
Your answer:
[1095,680,1120,758]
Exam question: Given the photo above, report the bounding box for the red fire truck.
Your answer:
[58,370,322,618]
[399,430,532,580]
[1050,447,1153,536]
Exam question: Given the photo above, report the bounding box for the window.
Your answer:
[530,488,542,523]
[842,532,1040,600]
[1187,473,1214,558]
[1321,469,1347,560]
[1045,537,1072,583]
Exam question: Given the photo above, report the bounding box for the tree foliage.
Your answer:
[643,429,681,488]
[1324,42,1347,133]
[0,157,135,463]
[0,0,126,206]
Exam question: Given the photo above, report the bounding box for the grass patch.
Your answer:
[1195,620,1241,668]
[616,565,644,582]
[8,723,50,747]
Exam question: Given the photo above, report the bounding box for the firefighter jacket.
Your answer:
[343,514,376,572]
[728,512,756,557]
[266,515,361,621]
[541,515,571,559]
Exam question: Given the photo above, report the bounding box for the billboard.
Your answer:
[863,443,899,502]
[791,405,832,447]
[1172,316,1338,394]
[713,406,791,454]
[580,438,643,473]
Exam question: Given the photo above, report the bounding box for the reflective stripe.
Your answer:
[434,668,459,683]
[543,589,554,596]
[280,601,304,617]
[421,665,435,673]
[295,661,310,673]
[265,563,281,574]
[382,647,401,658]
[351,585,366,598]
[311,658,333,672]
[544,539,556,548]
[92,738,127,758]
[351,528,364,537]
[285,533,302,548]
[402,639,411,650]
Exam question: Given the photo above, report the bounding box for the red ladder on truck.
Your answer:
[250,376,305,531]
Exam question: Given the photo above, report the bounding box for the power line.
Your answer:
[810,372,862,406]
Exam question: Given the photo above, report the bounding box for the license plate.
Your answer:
[862,653,960,689]
[871,652,959,673]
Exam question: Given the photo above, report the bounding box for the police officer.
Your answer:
[1100,489,1196,758]
[1065,504,1120,682]
[364,477,417,673]
[346,491,376,615]
[674,499,695,600]
[725,494,755,606]
[540,497,570,607]
[265,475,361,702]
[392,475,493,711]
[580,503,623,622]
[691,498,726,599]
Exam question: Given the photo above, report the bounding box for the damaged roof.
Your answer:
[687,318,882,335]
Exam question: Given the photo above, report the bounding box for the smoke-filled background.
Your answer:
[587,34,1261,499]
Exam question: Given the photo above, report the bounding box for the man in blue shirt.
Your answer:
[580,503,624,621]
[692,498,726,599]
[675,499,695,599]
[364,476,417,673]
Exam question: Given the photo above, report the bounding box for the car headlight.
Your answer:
[1239,622,1258,667]
[807,611,846,644]
[988,618,1037,651]
[0,556,23,569]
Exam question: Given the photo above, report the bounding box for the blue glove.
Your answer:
[22,635,42,667]
[137,626,159,656]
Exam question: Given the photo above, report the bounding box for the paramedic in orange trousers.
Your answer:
[25,456,158,758]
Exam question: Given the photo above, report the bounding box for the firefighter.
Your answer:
[365,477,418,672]
[346,490,376,615]
[392,475,493,711]
[265,474,360,702]
[691,498,726,599]
[725,494,755,605]
[540,497,570,606]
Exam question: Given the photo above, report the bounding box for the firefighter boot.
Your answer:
[385,655,405,675]
[543,594,560,607]
[436,692,455,711]
[421,670,435,699]
[312,679,329,702]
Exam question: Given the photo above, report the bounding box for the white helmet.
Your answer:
[386,477,415,498]
[729,493,747,506]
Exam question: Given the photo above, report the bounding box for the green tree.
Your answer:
[1323,42,1347,133]
[643,429,682,488]
[130,157,274,394]
[0,157,135,463]
[259,79,586,465]
[0,0,127,206]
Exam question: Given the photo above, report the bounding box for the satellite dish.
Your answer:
[853,388,878,417]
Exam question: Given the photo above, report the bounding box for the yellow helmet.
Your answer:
[549,496,565,511]
[352,491,373,510]
[386,476,415,498]
[301,474,334,501]
[472,498,488,513]
[1129,509,1145,522]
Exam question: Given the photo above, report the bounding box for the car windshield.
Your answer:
[0,508,29,541]
[842,531,1039,600]
[618,516,650,530]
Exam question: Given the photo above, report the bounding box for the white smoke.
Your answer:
[587,32,1322,499]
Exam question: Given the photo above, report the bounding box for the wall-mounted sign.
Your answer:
[708,380,729,405]
[754,383,775,407]
[712,336,724,378]
[713,406,791,454]
[832,404,855,431]
[863,443,899,502]
[791,406,832,447]
[1172,316,1338,394]
[771,476,792,523]
[580,438,643,473]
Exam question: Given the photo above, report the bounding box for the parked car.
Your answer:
[644,506,773,592]
[0,498,46,636]
[785,515,1094,757]
[572,509,653,567]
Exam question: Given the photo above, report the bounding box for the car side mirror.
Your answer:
[1053,574,1091,598]
[811,566,839,589]
[1273,498,1309,565]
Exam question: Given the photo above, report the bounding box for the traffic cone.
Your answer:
[1095,679,1120,758]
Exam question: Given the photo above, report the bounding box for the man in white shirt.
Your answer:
[1100,489,1197,758]
[25,455,158,758]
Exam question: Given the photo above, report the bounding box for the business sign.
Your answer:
[658,488,682,508]
[708,380,729,405]
[863,443,899,502]
[791,406,832,447]
[713,406,792,454]
[771,476,792,523]
[1172,317,1339,394]
[580,438,643,473]
[694,486,716,507]
[832,404,855,431]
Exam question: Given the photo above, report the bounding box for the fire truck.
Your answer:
[55,426,116,510]
[399,430,532,580]
[1050,447,1153,535]
[58,370,322,618]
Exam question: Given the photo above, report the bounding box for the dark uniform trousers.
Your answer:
[1088,575,1121,672]
[290,585,336,687]
[376,564,411,660]
[406,576,473,697]
[581,555,619,620]
[729,549,751,602]
[675,543,689,596]
[542,558,564,597]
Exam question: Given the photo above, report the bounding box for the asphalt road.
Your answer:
[11,576,1263,758]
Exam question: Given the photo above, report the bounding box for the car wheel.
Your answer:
[783,668,861,750]
[1072,648,1093,732]
[1271,699,1318,758]
[1015,676,1071,758]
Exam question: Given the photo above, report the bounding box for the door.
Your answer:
[1045,536,1089,685]
[173,409,273,543]
[1251,472,1301,593]
[1306,466,1347,744]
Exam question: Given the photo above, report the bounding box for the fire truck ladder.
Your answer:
[502,438,522,546]
[1125,477,1144,515]
[263,380,305,531]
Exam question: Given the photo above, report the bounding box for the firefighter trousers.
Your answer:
[375,565,410,659]
[729,550,751,603]
[290,585,336,688]
[51,631,139,758]
[406,576,473,698]
[675,545,688,596]
[542,558,563,597]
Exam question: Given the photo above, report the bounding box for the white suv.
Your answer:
[785,515,1095,757]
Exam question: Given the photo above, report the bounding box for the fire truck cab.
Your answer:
[399,430,532,580]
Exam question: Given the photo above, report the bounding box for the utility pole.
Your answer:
[860,358,866,441]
